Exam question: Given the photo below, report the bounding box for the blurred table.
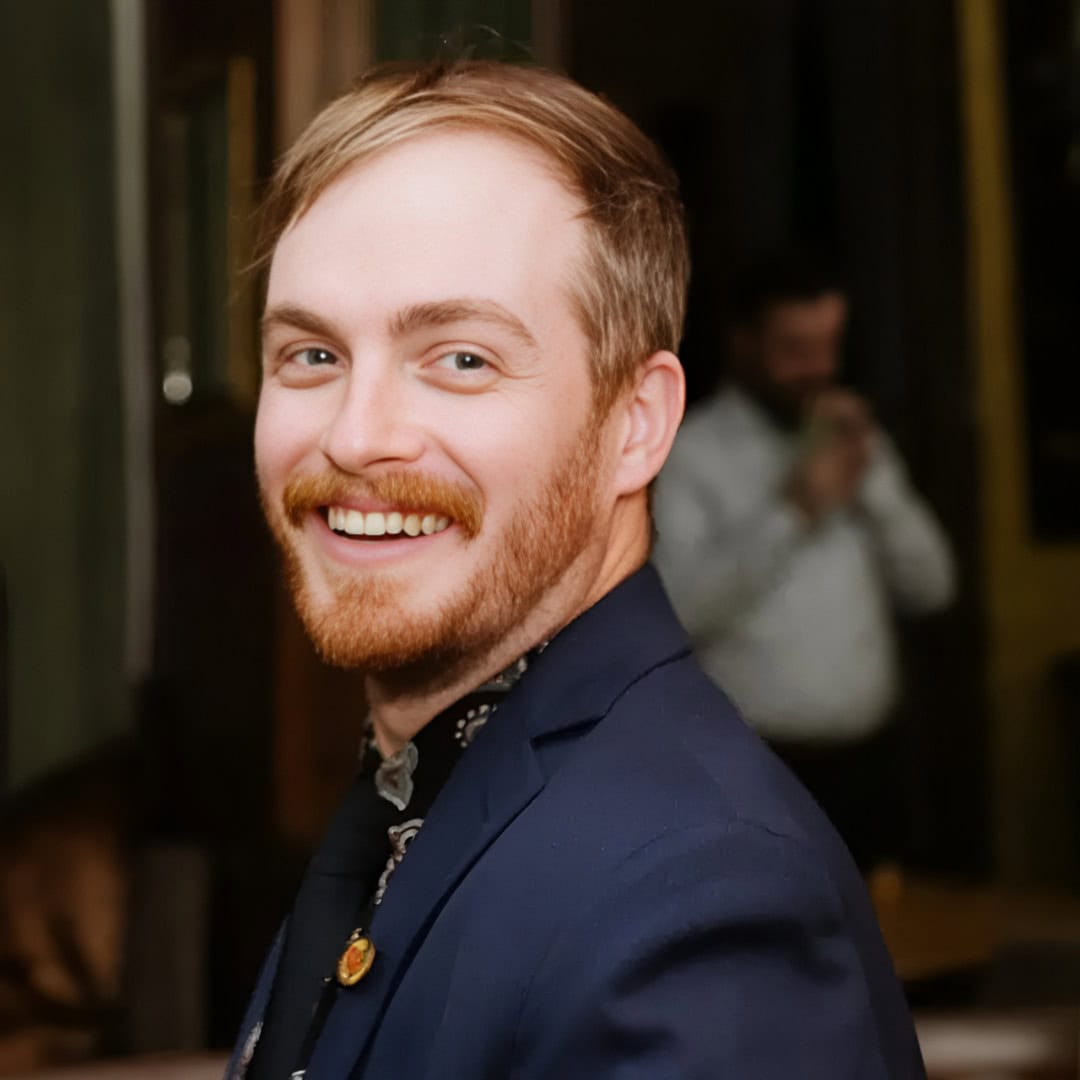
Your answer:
[916,1010,1080,1079]
[870,868,1080,984]
[3,1053,228,1080]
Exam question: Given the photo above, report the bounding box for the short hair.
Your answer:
[254,60,689,414]
[726,252,845,329]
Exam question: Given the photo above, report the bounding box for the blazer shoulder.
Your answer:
[576,653,814,834]
[512,818,921,1079]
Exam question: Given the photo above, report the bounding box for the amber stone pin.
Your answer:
[337,930,376,987]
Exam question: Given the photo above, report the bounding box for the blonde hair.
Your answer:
[255,61,689,413]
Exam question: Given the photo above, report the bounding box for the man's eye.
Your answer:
[292,347,337,367]
[435,351,489,372]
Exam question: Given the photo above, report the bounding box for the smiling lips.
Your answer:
[326,506,451,538]
[283,470,483,539]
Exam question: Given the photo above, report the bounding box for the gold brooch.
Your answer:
[336,930,376,987]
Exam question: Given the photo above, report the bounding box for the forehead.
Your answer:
[267,129,588,328]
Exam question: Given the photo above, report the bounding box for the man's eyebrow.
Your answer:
[261,304,340,341]
[390,299,539,353]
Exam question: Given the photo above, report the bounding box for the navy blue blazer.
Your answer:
[229,564,925,1079]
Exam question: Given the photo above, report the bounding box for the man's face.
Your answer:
[739,292,848,427]
[256,130,615,674]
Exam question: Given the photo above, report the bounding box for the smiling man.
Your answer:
[230,62,925,1079]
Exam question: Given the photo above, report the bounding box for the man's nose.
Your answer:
[319,365,425,474]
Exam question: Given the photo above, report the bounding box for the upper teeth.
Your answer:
[327,507,450,537]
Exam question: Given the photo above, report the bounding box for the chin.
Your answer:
[294,570,492,676]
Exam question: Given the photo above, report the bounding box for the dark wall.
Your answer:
[568,0,989,874]
[1003,0,1080,541]
[145,0,285,1044]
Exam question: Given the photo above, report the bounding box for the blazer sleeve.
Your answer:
[510,823,924,1080]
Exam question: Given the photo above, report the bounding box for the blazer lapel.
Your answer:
[306,698,544,1079]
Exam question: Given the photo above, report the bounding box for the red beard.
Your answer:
[261,422,602,677]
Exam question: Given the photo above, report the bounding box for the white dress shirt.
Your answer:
[653,387,955,743]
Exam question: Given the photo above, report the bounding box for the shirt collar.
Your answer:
[369,647,539,811]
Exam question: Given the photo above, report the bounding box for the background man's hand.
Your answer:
[787,390,879,524]
[812,389,877,462]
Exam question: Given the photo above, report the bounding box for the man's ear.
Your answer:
[612,350,685,497]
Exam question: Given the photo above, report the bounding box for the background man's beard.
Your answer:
[266,424,603,678]
[742,373,832,431]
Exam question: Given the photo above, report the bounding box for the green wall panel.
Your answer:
[0,0,128,789]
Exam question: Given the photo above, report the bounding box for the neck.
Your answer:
[366,498,650,755]
[365,641,534,758]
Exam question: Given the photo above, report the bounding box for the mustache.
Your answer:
[282,470,484,538]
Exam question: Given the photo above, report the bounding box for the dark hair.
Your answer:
[726,252,845,327]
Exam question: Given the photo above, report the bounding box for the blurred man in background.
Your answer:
[654,256,955,870]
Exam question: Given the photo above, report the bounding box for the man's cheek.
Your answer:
[255,418,303,485]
